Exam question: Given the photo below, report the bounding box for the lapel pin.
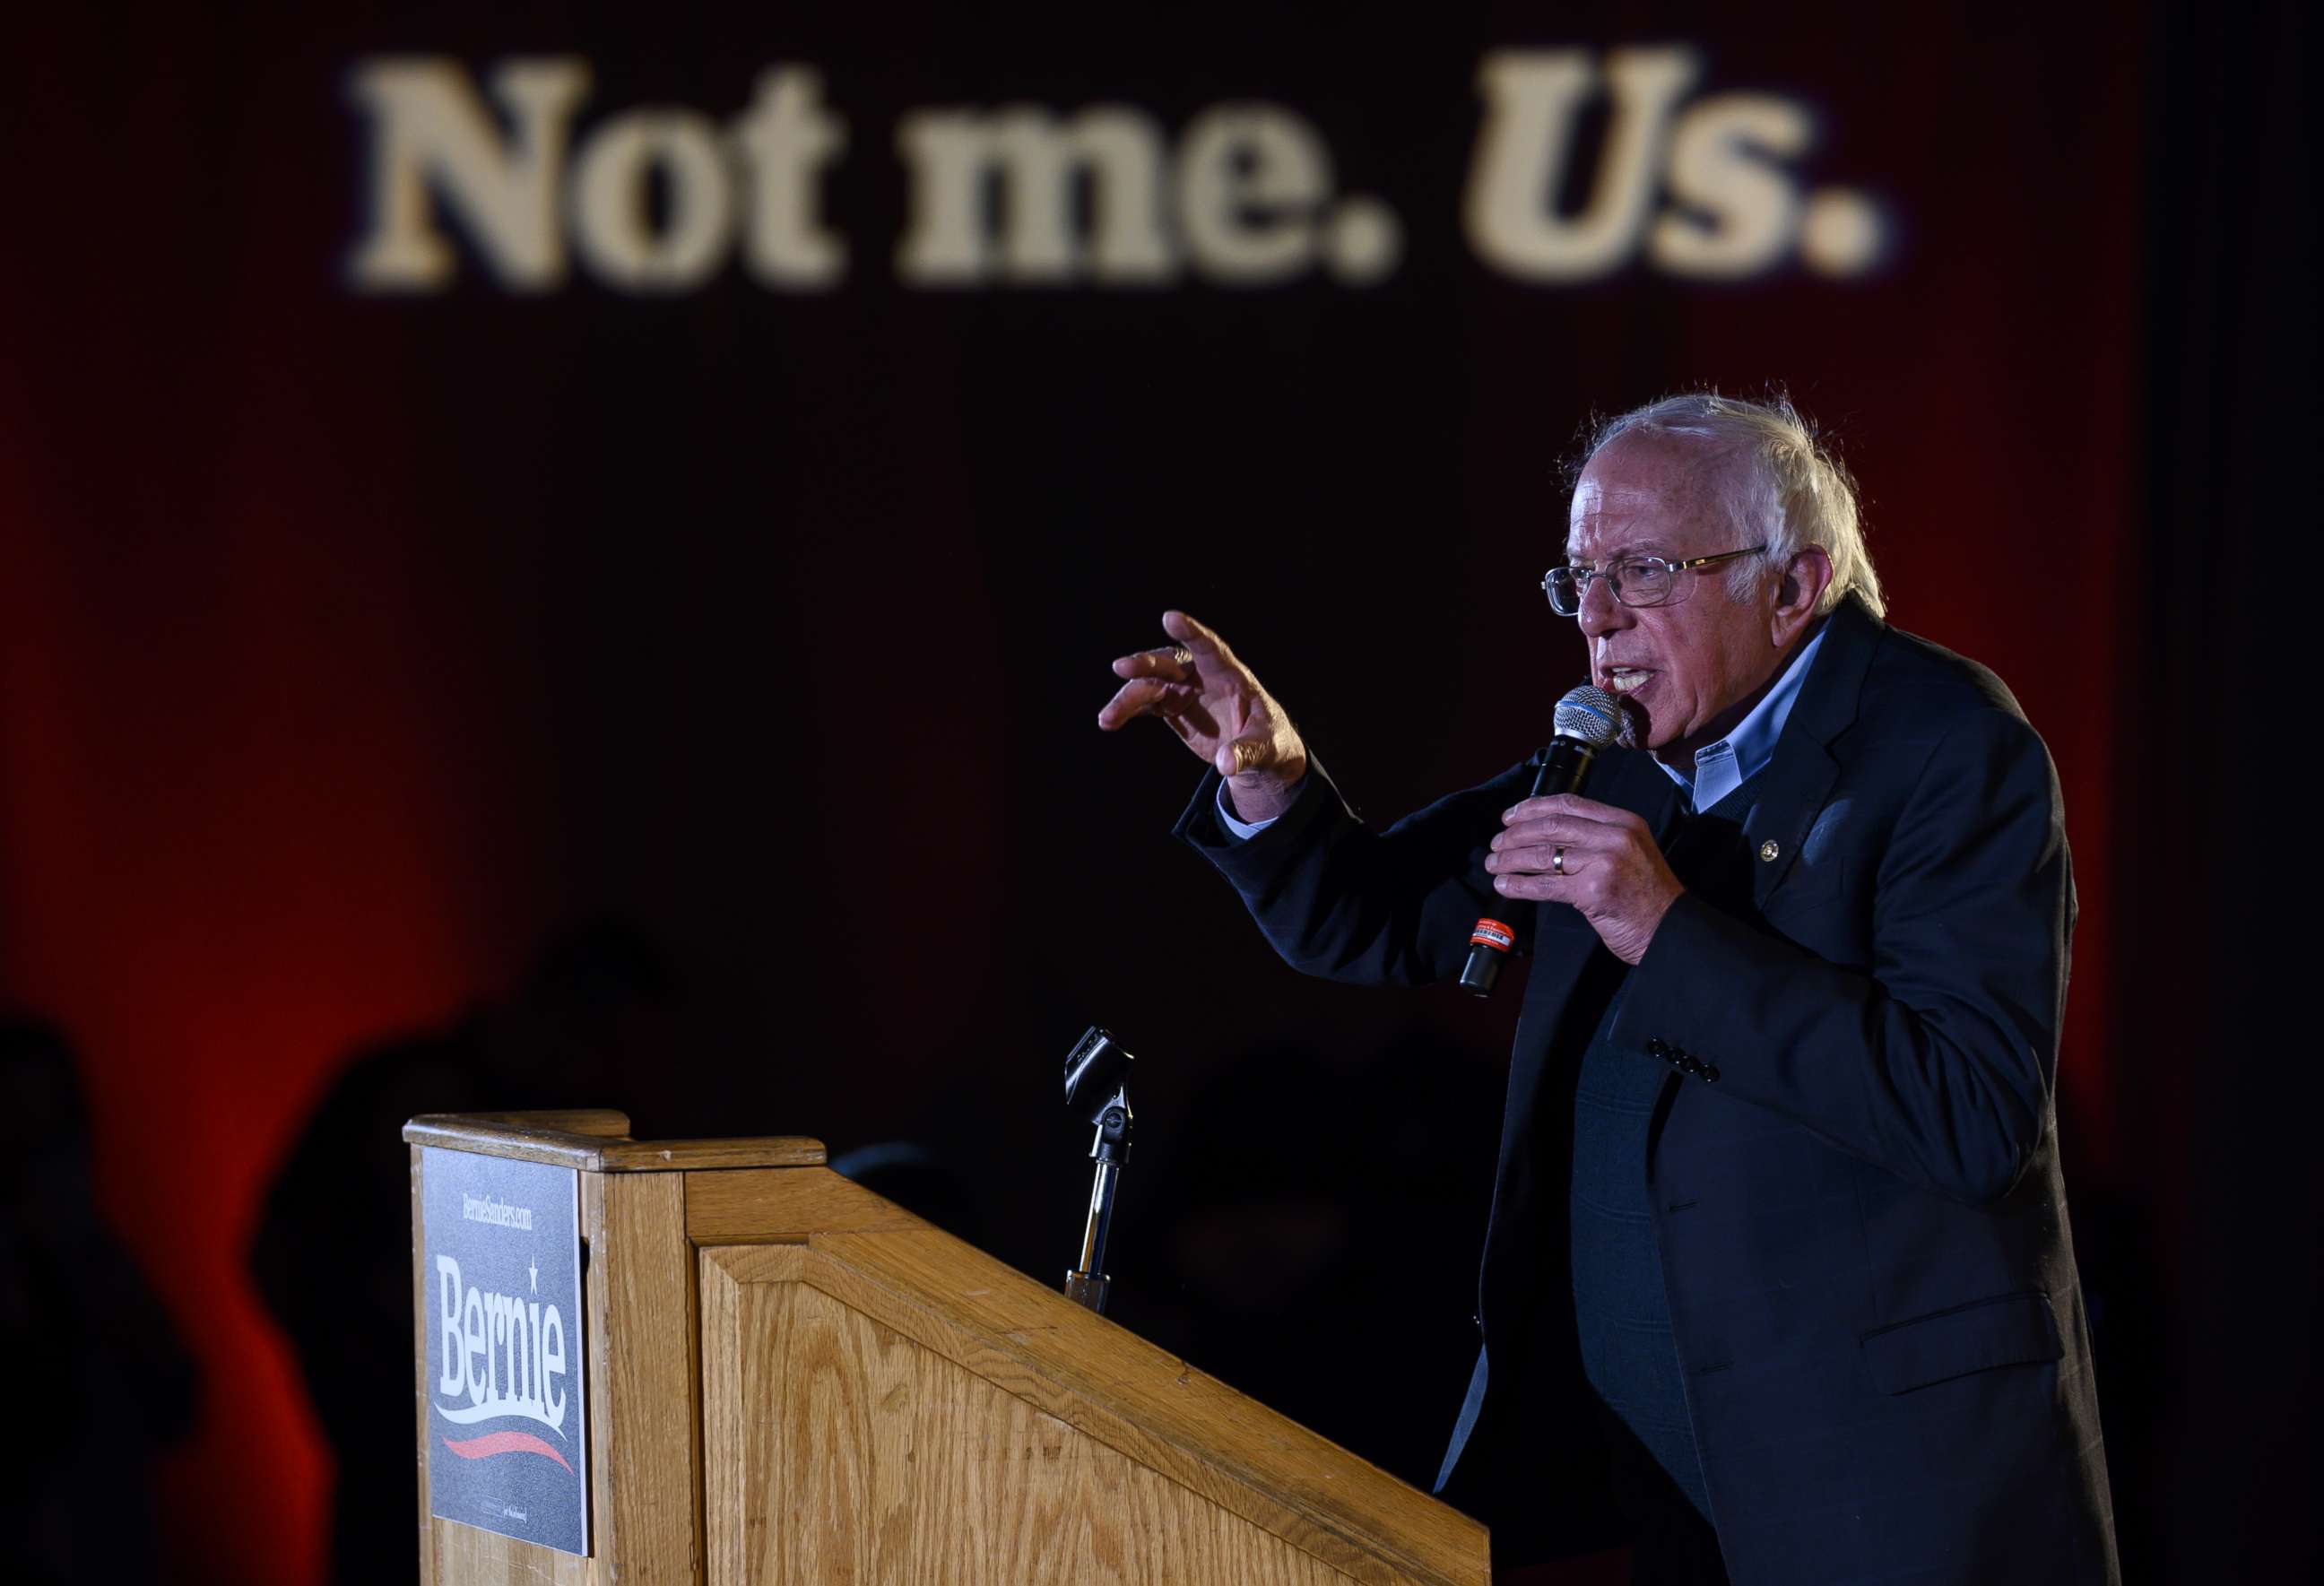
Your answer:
[1759,839,1781,862]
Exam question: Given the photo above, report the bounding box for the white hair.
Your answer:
[1581,391,1886,619]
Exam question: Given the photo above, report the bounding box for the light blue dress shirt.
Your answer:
[1653,624,1825,812]
[1218,625,1827,836]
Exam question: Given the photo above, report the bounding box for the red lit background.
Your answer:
[0,2,2309,1582]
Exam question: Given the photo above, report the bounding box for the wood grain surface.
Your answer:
[695,1230,1487,1586]
[701,1253,1372,1585]
[403,1114,827,1173]
[685,1165,929,1244]
[593,1172,702,1584]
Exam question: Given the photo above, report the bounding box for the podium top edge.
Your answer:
[402,1112,828,1173]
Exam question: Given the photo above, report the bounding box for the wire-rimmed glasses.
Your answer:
[1541,544,1767,616]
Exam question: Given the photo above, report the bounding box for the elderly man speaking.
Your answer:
[1098,394,2118,1585]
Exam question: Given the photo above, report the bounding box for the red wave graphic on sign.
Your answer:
[441,1430,574,1471]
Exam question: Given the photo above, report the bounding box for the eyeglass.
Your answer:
[1541,544,1767,616]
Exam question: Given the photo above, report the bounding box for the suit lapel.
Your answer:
[1745,596,1882,909]
[1600,743,1689,845]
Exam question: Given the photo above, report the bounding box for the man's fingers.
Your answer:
[1486,842,1591,878]
[1111,645,1196,681]
[1492,870,1579,901]
[1502,793,1640,828]
[1096,677,1193,729]
[1162,610,1235,666]
[1491,814,1624,852]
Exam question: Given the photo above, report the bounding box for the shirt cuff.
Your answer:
[1216,783,1280,840]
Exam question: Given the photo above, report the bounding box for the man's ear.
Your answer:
[1774,548,1834,641]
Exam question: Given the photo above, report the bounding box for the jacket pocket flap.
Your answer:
[1861,1291,2062,1395]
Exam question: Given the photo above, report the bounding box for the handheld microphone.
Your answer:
[1457,685,1624,997]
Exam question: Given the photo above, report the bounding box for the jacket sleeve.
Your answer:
[1174,757,1539,987]
[1615,706,2074,1207]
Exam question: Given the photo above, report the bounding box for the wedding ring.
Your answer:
[1552,845,1566,876]
[1170,645,1194,667]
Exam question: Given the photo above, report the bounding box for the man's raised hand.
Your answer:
[1097,611,1309,823]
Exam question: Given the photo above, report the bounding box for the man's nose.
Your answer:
[1576,574,1630,639]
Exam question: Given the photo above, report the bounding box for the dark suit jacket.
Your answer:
[1175,596,2119,1585]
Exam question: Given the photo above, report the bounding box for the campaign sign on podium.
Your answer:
[420,1148,589,1556]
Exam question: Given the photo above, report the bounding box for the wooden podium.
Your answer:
[406,1112,1488,1586]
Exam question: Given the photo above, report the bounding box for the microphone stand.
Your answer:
[1062,1027,1135,1315]
[1065,1088,1132,1314]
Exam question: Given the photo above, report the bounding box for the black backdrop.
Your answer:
[0,2,2311,1581]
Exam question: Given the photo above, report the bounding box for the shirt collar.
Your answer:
[1656,625,1828,811]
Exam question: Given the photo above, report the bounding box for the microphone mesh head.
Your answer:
[1553,685,1624,748]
